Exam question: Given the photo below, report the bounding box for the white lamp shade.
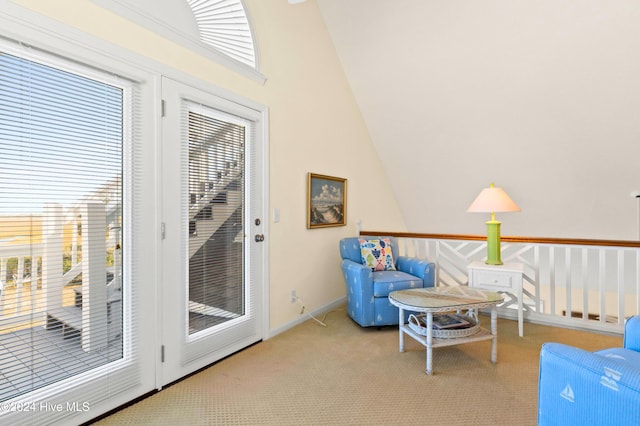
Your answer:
[467,185,521,213]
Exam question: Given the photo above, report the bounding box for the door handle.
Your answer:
[255,234,264,242]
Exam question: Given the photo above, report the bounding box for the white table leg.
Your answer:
[490,306,498,364]
[398,306,404,353]
[518,285,524,337]
[426,312,433,375]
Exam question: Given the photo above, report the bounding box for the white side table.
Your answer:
[467,261,525,337]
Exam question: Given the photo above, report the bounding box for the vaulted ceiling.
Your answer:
[315,0,640,239]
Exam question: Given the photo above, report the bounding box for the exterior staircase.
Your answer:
[45,274,121,341]
[43,167,241,346]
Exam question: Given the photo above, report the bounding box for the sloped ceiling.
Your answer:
[316,0,640,240]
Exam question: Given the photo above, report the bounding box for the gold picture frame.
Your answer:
[307,173,347,229]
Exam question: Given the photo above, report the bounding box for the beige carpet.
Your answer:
[93,307,621,425]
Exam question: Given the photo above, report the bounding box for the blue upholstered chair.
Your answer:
[538,316,640,425]
[339,236,435,327]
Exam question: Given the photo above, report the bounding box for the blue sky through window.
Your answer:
[0,52,123,215]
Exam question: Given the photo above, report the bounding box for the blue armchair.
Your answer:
[339,236,435,327]
[538,316,640,425]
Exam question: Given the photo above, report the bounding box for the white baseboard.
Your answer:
[266,296,346,339]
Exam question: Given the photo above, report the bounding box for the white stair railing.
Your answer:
[362,231,640,334]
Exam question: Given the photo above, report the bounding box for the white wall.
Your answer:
[318,0,640,241]
[11,0,405,331]
[248,1,406,330]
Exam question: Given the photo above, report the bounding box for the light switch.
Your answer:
[273,208,280,223]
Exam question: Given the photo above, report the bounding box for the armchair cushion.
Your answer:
[372,270,422,297]
[359,238,396,271]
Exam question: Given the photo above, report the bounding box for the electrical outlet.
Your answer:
[290,290,297,303]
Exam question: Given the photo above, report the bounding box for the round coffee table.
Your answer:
[389,286,504,375]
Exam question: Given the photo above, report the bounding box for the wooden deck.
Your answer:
[0,285,123,402]
[0,318,122,402]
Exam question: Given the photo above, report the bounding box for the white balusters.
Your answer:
[389,234,640,333]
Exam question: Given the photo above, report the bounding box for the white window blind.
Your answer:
[186,0,257,68]
[0,44,136,422]
[186,103,246,336]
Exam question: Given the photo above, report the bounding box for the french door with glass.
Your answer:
[160,77,266,385]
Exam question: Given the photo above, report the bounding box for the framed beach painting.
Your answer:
[307,173,347,229]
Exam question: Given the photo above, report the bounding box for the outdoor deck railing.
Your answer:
[0,176,123,338]
[0,213,85,332]
[361,230,640,334]
[0,242,42,327]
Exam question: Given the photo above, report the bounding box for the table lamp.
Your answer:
[467,183,521,265]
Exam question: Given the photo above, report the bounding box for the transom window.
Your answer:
[186,0,256,68]
[90,0,260,77]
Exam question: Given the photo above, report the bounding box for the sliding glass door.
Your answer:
[0,44,135,421]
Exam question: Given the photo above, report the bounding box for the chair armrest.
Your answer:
[341,259,374,298]
[396,257,435,287]
[341,259,375,326]
[625,316,640,351]
[538,342,640,426]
